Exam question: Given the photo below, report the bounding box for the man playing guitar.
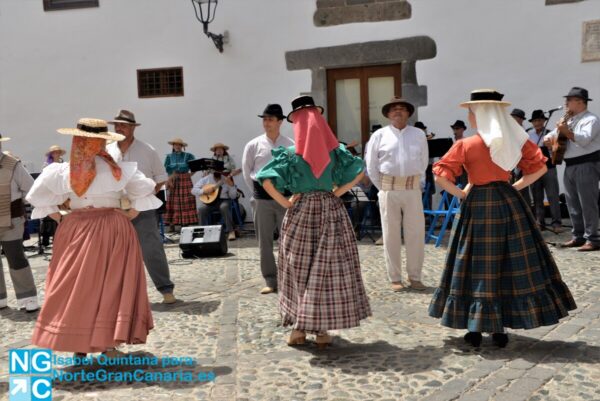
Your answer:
[544,87,600,251]
[192,166,238,241]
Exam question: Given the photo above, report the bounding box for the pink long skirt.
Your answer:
[32,208,154,353]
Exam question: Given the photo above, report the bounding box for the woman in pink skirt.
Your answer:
[256,96,371,349]
[26,118,162,356]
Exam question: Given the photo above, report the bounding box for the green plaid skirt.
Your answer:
[428,182,576,333]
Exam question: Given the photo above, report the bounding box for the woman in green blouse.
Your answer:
[256,96,371,349]
[164,138,198,228]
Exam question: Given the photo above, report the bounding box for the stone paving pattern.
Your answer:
[1,227,600,401]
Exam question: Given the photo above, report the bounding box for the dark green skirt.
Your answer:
[428,181,576,333]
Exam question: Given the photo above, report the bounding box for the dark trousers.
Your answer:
[531,167,561,227]
[198,199,233,233]
[564,161,600,245]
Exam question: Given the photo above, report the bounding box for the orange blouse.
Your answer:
[432,134,546,185]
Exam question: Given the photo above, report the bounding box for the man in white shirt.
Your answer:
[192,170,238,241]
[107,110,176,304]
[241,104,294,294]
[544,87,600,251]
[365,97,428,292]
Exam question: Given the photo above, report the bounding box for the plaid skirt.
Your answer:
[278,191,372,333]
[428,181,576,333]
[164,172,198,225]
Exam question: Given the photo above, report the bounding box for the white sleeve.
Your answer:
[365,134,382,190]
[241,141,255,191]
[125,170,163,211]
[421,135,430,174]
[25,164,69,219]
[151,149,169,183]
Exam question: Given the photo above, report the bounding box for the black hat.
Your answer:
[564,87,592,101]
[460,89,510,107]
[381,97,415,117]
[286,96,324,123]
[510,108,526,120]
[414,121,427,130]
[258,104,285,120]
[528,109,547,122]
[450,120,467,130]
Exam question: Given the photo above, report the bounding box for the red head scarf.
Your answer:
[291,108,339,179]
[70,136,122,197]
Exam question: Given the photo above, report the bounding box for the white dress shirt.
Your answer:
[241,133,294,190]
[191,174,237,200]
[26,158,162,219]
[107,139,169,184]
[365,125,429,189]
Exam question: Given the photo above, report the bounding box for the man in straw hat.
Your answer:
[27,118,159,354]
[107,110,177,303]
[242,104,294,294]
[429,89,575,348]
[365,97,429,292]
[164,138,197,230]
[0,133,39,312]
[544,87,600,251]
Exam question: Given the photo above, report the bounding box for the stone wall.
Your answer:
[314,0,411,27]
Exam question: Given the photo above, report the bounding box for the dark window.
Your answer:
[43,0,99,11]
[137,67,184,98]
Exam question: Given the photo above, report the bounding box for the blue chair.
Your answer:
[424,187,462,247]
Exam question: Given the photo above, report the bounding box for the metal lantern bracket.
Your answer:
[191,0,226,53]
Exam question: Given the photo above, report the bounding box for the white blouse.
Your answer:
[26,157,163,219]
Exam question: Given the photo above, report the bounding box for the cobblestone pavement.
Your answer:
[1,227,600,401]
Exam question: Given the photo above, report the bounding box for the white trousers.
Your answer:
[378,189,424,283]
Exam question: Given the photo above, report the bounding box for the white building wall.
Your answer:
[1,0,599,202]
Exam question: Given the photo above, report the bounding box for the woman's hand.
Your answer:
[289,194,301,206]
[115,208,140,220]
[48,212,62,223]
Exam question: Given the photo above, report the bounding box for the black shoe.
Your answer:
[463,331,482,347]
[492,333,509,348]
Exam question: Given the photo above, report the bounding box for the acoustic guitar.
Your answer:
[551,111,573,165]
[198,169,242,205]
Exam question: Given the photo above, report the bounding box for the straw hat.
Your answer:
[210,143,229,152]
[168,138,188,147]
[45,145,66,156]
[57,118,125,141]
[460,89,511,108]
[0,134,11,142]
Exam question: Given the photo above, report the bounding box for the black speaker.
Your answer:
[179,225,228,258]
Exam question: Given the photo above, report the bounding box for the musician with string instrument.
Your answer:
[191,160,238,241]
[543,87,600,251]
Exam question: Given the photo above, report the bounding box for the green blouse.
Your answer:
[256,144,364,194]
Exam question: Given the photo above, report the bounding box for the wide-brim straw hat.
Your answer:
[45,145,66,156]
[0,135,10,142]
[210,142,229,152]
[169,138,188,147]
[460,89,511,108]
[57,118,125,141]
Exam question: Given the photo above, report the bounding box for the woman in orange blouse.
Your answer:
[428,90,576,348]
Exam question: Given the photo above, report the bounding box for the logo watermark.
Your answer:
[8,349,215,400]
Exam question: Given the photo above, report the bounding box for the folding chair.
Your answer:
[424,187,462,247]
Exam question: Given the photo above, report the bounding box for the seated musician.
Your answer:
[191,166,238,241]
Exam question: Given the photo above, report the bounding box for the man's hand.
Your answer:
[48,212,62,223]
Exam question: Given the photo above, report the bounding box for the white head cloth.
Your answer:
[471,103,529,171]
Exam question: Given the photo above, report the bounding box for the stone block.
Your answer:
[314,1,410,27]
